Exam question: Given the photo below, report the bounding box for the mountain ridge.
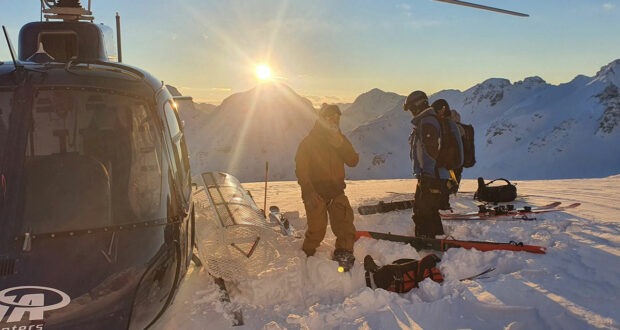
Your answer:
[179,59,620,182]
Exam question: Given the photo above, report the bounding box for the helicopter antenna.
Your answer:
[2,26,22,69]
[434,0,529,17]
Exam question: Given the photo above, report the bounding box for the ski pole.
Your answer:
[263,161,269,217]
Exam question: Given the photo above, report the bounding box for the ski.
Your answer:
[356,231,547,254]
[213,276,244,326]
[357,200,559,217]
[460,267,495,281]
[358,199,414,215]
[268,205,297,237]
[441,202,580,221]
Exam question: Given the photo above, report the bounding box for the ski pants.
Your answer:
[302,193,356,256]
[413,178,446,237]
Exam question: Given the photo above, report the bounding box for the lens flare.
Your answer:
[255,64,271,81]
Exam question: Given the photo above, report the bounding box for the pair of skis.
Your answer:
[358,199,414,215]
[441,202,581,220]
[356,231,547,254]
[358,199,580,220]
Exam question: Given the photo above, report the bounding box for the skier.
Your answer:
[431,98,464,194]
[404,91,454,238]
[295,104,359,268]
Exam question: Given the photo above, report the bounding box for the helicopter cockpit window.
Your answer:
[39,31,78,62]
[20,89,163,234]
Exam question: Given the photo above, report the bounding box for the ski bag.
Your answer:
[474,177,517,203]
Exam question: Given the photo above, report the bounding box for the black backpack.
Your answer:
[459,123,476,168]
[435,117,464,171]
[364,254,444,293]
[474,177,517,203]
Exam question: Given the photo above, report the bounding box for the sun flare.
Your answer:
[255,64,272,81]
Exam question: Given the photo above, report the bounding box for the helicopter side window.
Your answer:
[163,102,191,200]
[39,31,78,62]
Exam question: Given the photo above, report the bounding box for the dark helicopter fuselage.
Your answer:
[0,20,195,330]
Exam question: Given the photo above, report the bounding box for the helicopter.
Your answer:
[1,1,195,329]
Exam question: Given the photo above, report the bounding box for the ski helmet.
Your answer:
[431,99,450,118]
[404,91,429,115]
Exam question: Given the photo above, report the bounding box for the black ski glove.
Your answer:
[418,176,443,194]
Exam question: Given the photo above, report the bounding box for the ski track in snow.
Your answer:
[153,177,620,330]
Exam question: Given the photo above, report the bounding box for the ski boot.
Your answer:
[333,248,355,273]
[363,255,380,273]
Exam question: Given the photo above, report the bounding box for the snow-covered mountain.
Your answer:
[340,88,404,133]
[183,82,316,182]
[348,59,620,180]
[181,59,620,182]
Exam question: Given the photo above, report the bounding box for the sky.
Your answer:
[2,0,619,105]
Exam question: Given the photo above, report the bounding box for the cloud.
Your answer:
[398,3,412,17]
[178,86,232,93]
[603,3,615,11]
[305,95,348,107]
[211,87,232,92]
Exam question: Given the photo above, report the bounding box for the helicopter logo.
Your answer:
[0,286,70,324]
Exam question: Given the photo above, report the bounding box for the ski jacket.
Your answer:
[409,107,450,180]
[295,122,359,200]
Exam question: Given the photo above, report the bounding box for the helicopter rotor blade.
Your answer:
[434,0,529,17]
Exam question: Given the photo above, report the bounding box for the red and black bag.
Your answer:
[364,254,443,293]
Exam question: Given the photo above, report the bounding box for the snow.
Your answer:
[152,176,620,330]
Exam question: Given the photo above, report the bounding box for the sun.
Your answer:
[255,64,272,81]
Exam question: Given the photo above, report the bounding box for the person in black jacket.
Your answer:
[405,92,460,238]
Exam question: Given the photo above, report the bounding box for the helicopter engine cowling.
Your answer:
[18,21,108,62]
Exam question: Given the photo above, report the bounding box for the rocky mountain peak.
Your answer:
[464,78,511,107]
[592,59,620,87]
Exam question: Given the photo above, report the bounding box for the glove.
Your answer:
[325,128,344,147]
[419,176,443,194]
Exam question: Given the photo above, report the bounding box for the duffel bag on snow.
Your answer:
[474,177,517,203]
[364,254,443,293]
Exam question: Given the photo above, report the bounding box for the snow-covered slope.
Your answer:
[184,83,316,182]
[153,176,620,330]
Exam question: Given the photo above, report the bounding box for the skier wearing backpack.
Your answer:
[432,100,477,192]
[404,92,463,238]
[295,104,359,265]
[431,99,465,194]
